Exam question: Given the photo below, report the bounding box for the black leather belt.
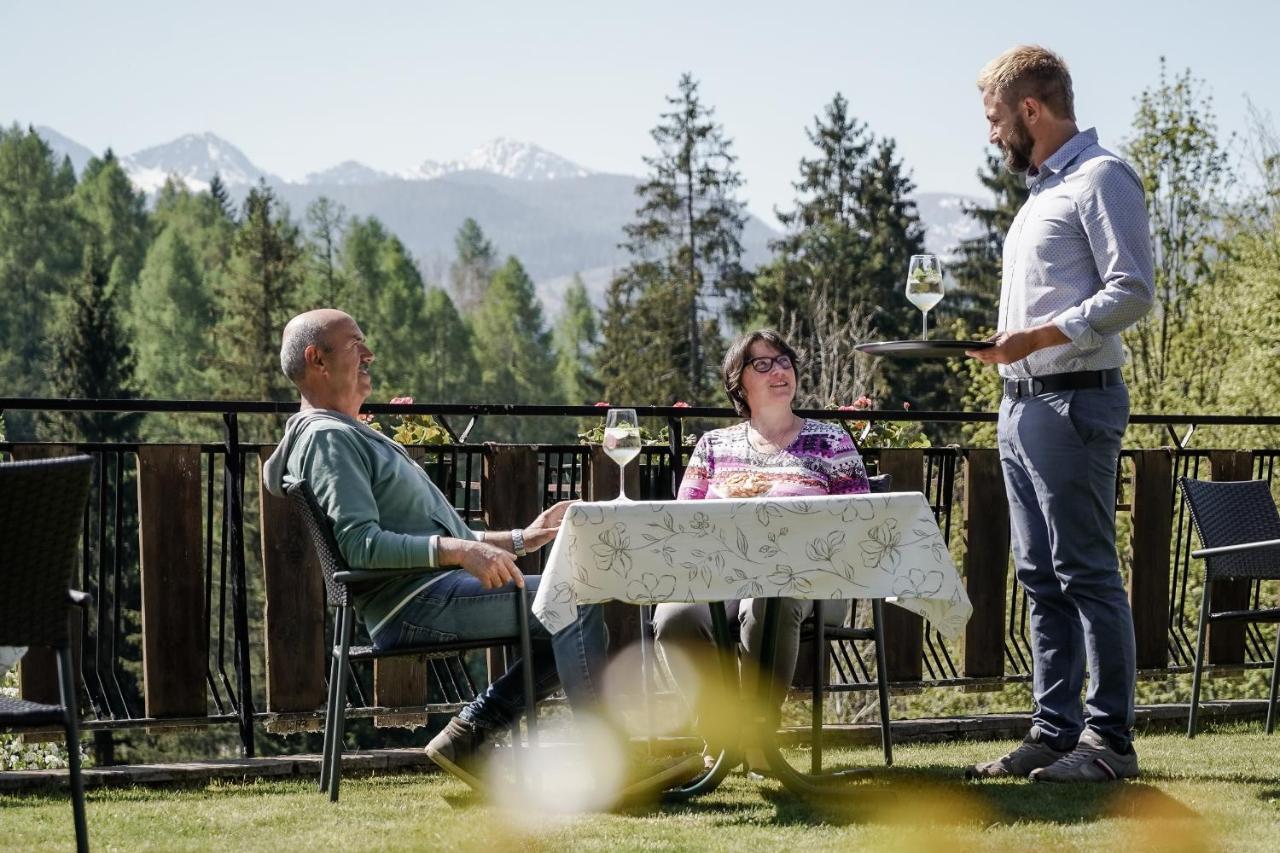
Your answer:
[1003,368,1123,400]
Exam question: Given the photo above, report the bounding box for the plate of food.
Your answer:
[854,340,995,359]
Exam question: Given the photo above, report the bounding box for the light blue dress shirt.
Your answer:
[997,128,1155,379]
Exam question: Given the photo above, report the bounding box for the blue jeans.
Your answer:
[372,570,607,733]
[998,383,1136,750]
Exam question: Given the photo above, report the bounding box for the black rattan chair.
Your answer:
[0,454,94,853]
[285,479,537,801]
[1180,477,1280,738]
[802,472,893,771]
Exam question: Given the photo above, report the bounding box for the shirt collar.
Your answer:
[1025,127,1097,187]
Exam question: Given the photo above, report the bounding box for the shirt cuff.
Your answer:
[1052,306,1103,353]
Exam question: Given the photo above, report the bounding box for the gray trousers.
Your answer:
[653,598,847,721]
[999,383,1136,750]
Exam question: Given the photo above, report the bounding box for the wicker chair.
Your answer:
[285,479,537,801]
[0,455,94,853]
[1179,477,1280,738]
[802,472,894,771]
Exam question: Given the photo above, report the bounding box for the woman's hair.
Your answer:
[722,329,800,417]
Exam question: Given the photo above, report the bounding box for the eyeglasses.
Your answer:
[747,354,794,374]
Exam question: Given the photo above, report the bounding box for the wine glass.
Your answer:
[603,409,641,501]
[905,254,944,340]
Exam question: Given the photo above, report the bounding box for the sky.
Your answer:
[2,0,1277,224]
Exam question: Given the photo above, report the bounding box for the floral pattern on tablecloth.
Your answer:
[532,492,971,639]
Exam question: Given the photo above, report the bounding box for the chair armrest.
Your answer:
[333,567,441,584]
[67,589,93,608]
[1192,538,1280,559]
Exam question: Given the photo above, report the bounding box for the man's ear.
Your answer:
[304,343,326,373]
[1021,96,1042,125]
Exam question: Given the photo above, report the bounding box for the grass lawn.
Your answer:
[2,723,1278,851]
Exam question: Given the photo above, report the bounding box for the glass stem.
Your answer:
[922,310,929,340]
[618,462,627,501]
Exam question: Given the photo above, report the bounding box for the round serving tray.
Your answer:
[854,340,995,359]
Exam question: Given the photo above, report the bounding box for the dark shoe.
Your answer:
[965,726,1072,780]
[1029,728,1139,783]
[425,716,494,790]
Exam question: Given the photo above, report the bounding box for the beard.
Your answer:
[998,116,1035,173]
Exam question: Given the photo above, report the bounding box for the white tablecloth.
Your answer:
[532,493,971,639]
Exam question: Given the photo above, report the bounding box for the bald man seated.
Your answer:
[264,309,698,797]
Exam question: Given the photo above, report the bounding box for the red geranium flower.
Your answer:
[389,396,414,405]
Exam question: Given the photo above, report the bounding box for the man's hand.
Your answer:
[440,537,524,590]
[967,323,1069,365]
[523,499,578,551]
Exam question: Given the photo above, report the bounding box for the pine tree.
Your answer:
[856,138,927,343]
[597,73,749,405]
[948,150,1031,442]
[134,178,233,400]
[750,95,924,406]
[470,256,562,440]
[208,172,234,219]
[46,244,142,441]
[73,149,149,313]
[0,125,80,434]
[449,218,496,313]
[211,181,306,404]
[338,216,433,397]
[304,196,348,307]
[132,227,218,399]
[946,150,1030,332]
[752,93,874,329]
[419,286,479,404]
[554,273,602,404]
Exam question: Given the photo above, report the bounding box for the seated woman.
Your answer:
[653,329,870,767]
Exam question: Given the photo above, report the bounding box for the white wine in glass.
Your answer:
[905,254,944,340]
[603,408,641,501]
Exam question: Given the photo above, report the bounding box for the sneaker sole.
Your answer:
[1029,764,1140,783]
[425,745,485,791]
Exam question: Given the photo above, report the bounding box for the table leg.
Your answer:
[639,604,655,756]
[756,598,876,796]
[661,600,739,801]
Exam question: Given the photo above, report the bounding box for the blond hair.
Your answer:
[977,45,1075,121]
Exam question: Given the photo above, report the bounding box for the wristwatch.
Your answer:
[511,527,527,558]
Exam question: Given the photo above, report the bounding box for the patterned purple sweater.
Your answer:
[677,419,870,500]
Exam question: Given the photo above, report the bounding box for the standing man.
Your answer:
[965,45,1154,782]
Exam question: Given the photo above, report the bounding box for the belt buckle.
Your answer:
[1008,377,1043,399]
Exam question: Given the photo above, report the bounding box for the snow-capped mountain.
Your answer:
[304,160,392,186]
[123,132,276,194]
[403,137,593,182]
[26,125,990,309]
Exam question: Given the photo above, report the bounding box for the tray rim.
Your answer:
[855,339,995,354]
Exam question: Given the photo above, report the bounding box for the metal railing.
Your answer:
[4,396,1280,756]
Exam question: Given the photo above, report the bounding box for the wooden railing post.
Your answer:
[12,445,81,711]
[876,448,925,682]
[1129,449,1174,669]
[472,444,544,690]
[257,448,326,730]
[1207,450,1256,666]
[136,445,207,718]
[963,449,1010,679]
